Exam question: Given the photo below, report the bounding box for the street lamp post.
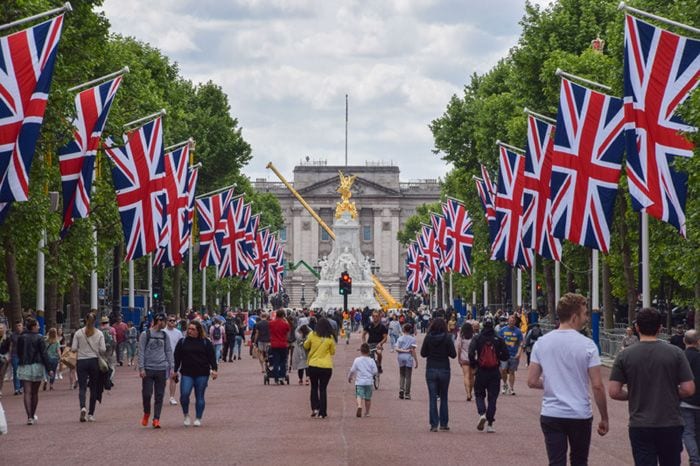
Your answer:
[300,282,306,309]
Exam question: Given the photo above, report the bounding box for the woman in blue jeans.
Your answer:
[420,318,456,432]
[174,320,218,427]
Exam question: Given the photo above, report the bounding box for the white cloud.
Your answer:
[100,0,542,183]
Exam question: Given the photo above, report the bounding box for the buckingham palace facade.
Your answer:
[252,160,442,308]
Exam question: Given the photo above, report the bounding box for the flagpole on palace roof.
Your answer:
[618,2,700,35]
[68,67,129,93]
[0,2,72,33]
[495,140,525,154]
[524,108,556,125]
[123,109,166,129]
[555,69,612,92]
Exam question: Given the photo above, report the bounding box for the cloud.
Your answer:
[100,0,546,183]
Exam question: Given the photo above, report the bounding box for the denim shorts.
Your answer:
[500,357,520,372]
[356,384,373,400]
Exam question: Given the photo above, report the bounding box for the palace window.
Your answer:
[363,225,372,242]
[279,227,287,242]
[321,229,330,241]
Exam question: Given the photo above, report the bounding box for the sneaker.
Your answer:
[510,389,516,396]
[152,419,161,429]
[193,419,201,427]
[439,426,450,431]
[486,424,495,433]
[477,414,487,431]
[184,415,191,427]
[429,426,438,432]
[378,365,383,374]
[404,394,411,400]
[80,407,87,422]
[356,407,362,418]
[399,391,404,400]
[169,397,178,405]
[27,418,34,425]
[141,413,150,427]
[501,384,507,395]
[87,415,95,422]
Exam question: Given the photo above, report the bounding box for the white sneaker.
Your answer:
[80,407,87,422]
[183,415,191,427]
[477,414,487,431]
[27,418,34,425]
[193,419,201,427]
[486,424,495,433]
[87,415,95,422]
[501,384,507,395]
[57,373,63,380]
[169,397,178,406]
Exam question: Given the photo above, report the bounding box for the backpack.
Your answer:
[212,325,222,340]
[225,319,237,334]
[478,339,499,369]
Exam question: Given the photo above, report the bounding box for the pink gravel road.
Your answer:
[1,332,645,465]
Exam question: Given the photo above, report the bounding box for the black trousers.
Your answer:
[142,369,167,419]
[308,366,332,417]
[224,334,236,360]
[474,368,500,423]
[629,425,684,466]
[540,415,593,466]
[77,358,99,415]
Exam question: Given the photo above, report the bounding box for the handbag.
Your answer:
[85,331,110,373]
[0,401,7,435]
[60,348,77,369]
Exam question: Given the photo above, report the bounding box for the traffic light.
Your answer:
[339,271,352,295]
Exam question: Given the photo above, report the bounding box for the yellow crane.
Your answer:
[266,162,402,311]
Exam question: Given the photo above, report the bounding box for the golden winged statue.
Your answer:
[335,170,358,219]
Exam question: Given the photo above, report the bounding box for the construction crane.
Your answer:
[266,162,402,311]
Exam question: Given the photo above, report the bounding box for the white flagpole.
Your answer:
[619,2,700,35]
[555,69,612,92]
[592,250,600,311]
[495,140,526,153]
[641,212,651,307]
[123,109,166,130]
[202,268,207,311]
[517,268,523,309]
[449,272,454,309]
[531,255,537,311]
[68,66,129,93]
[128,261,135,312]
[0,3,72,32]
[187,243,193,311]
[90,228,98,310]
[441,277,446,309]
[36,230,46,314]
[555,261,561,304]
[147,254,152,312]
[483,279,488,309]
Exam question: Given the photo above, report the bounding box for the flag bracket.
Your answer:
[619,2,700,35]
[123,109,166,130]
[496,140,525,154]
[555,69,612,92]
[68,66,129,93]
[0,2,72,33]
[195,183,237,200]
[165,138,194,152]
[524,107,556,125]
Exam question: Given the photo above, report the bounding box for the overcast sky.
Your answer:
[101,0,552,183]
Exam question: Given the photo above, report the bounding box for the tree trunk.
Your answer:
[3,235,21,325]
[617,200,637,324]
[544,260,555,318]
[173,265,182,317]
[602,259,614,330]
[70,274,81,331]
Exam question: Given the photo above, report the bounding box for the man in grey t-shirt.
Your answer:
[609,308,695,466]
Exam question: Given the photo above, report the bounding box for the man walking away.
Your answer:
[253,313,271,373]
[469,317,509,433]
[139,314,175,429]
[164,315,183,406]
[224,311,238,361]
[498,315,523,395]
[682,330,700,466]
[609,308,695,466]
[527,293,609,465]
[113,316,128,367]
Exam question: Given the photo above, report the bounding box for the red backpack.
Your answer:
[478,339,499,369]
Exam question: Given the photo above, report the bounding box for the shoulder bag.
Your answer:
[85,332,109,373]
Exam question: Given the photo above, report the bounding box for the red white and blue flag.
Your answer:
[406,241,426,294]
[105,117,166,261]
[475,164,498,244]
[441,197,473,276]
[417,224,443,284]
[0,15,64,203]
[623,15,699,236]
[430,212,447,256]
[492,147,532,268]
[251,227,270,290]
[180,165,199,260]
[522,115,561,261]
[260,231,277,293]
[195,188,234,270]
[217,196,253,278]
[59,76,123,236]
[266,240,285,295]
[243,213,260,268]
[154,144,191,267]
[550,79,625,253]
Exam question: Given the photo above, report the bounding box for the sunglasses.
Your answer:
[168,319,176,322]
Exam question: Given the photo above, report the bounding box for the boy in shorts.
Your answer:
[348,343,378,417]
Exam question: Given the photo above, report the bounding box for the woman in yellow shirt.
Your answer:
[303,317,336,419]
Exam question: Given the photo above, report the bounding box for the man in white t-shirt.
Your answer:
[163,315,184,406]
[527,293,609,465]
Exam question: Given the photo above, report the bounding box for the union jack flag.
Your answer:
[195,188,234,270]
[623,15,699,237]
[266,240,285,295]
[522,115,561,261]
[105,117,166,261]
[441,198,474,276]
[475,164,498,244]
[59,76,122,236]
[217,196,253,278]
[242,213,260,267]
[180,165,199,259]
[0,15,64,202]
[492,147,532,268]
[550,79,625,253]
[405,241,426,294]
[430,212,447,262]
[154,144,191,267]
[251,227,270,290]
[417,224,442,284]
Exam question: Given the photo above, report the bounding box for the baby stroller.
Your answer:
[263,350,290,385]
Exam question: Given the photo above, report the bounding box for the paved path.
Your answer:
[0,332,648,465]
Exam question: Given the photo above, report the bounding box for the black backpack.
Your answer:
[212,325,222,340]
[225,319,237,335]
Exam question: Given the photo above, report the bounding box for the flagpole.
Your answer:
[531,255,537,311]
[90,228,98,310]
[495,140,526,154]
[147,254,153,312]
[517,268,523,310]
[68,66,129,93]
[187,244,193,311]
[195,183,237,200]
[0,2,72,32]
[555,69,612,92]
[123,109,166,130]
[483,279,488,310]
[555,260,561,304]
[618,2,700,35]
[128,261,135,313]
[449,272,454,310]
[164,138,194,153]
[36,230,46,316]
[592,249,600,311]
[202,268,207,311]
[641,212,650,307]
[441,277,446,309]
[524,107,556,125]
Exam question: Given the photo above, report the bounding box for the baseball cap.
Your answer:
[100,316,109,324]
[483,317,494,327]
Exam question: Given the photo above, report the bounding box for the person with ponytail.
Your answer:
[71,312,106,422]
[16,317,51,424]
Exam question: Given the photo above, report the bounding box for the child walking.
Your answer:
[396,324,418,399]
[348,343,378,417]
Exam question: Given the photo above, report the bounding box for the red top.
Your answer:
[269,318,290,349]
